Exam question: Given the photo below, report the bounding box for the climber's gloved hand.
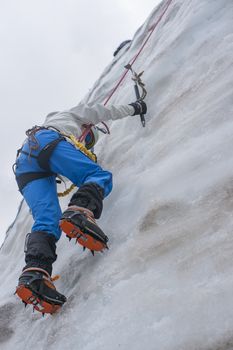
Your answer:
[129,100,147,116]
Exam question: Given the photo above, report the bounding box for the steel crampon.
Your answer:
[60,206,109,255]
[15,268,66,315]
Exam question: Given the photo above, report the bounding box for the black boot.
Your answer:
[16,231,66,314]
[16,268,66,314]
[60,183,109,254]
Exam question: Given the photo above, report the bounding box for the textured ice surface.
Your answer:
[0,0,233,349]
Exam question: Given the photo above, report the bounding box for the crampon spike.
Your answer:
[16,284,65,315]
[91,250,95,256]
[60,219,109,253]
[83,246,86,251]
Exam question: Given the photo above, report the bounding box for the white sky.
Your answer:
[0,0,161,243]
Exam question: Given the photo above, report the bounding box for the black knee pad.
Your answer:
[68,183,104,219]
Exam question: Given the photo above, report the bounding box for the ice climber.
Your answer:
[14,100,147,314]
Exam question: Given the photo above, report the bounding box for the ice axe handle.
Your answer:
[134,84,146,127]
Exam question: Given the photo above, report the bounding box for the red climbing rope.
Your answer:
[103,0,174,106]
[79,124,94,142]
[79,0,174,141]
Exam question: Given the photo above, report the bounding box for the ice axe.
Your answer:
[125,63,147,127]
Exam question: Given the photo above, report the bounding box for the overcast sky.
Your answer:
[0,0,161,243]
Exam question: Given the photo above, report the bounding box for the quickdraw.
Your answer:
[125,63,147,127]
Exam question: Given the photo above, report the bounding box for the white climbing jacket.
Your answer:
[43,103,135,140]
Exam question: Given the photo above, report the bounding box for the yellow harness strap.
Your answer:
[57,134,97,197]
[68,135,97,162]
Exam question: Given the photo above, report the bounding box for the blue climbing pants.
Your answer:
[15,129,113,240]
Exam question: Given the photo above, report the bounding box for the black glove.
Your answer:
[129,100,147,116]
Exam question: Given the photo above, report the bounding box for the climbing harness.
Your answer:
[14,126,97,196]
[15,128,65,193]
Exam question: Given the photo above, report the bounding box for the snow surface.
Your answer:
[0,0,233,349]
